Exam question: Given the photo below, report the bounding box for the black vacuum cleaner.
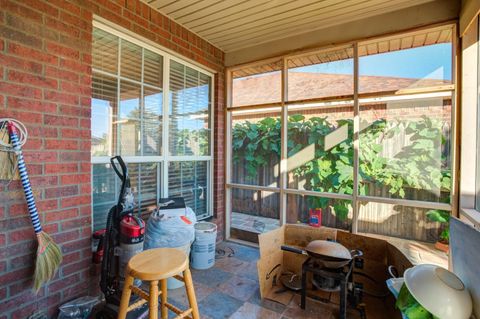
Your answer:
[93,156,148,319]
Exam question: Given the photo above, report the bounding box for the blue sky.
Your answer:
[291,43,452,80]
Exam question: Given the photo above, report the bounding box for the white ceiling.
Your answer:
[143,0,436,52]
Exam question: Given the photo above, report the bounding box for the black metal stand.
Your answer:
[300,258,354,319]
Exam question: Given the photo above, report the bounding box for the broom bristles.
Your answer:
[34,232,62,292]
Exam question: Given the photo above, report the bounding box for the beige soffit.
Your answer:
[225,0,459,66]
[460,0,480,36]
[142,0,438,52]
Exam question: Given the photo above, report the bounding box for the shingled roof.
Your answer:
[232,72,449,106]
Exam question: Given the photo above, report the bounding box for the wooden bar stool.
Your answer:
[118,247,200,319]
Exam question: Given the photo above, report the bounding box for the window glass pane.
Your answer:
[169,61,211,156]
[144,86,162,116]
[92,163,160,231]
[143,49,163,87]
[358,37,452,94]
[92,28,118,74]
[287,104,353,194]
[199,73,212,155]
[230,188,280,242]
[287,46,354,101]
[168,161,209,218]
[118,80,141,156]
[119,80,141,119]
[231,108,281,187]
[143,86,162,155]
[120,39,142,82]
[92,72,117,156]
[232,59,282,107]
[358,203,448,242]
[359,94,452,203]
[286,194,352,231]
[91,27,213,228]
[128,163,159,218]
[92,164,117,231]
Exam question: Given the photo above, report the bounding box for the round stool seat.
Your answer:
[127,247,188,281]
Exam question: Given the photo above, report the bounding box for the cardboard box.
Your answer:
[257,223,413,317]
[257,224,337,305]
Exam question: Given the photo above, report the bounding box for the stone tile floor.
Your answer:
[167,241,338,319]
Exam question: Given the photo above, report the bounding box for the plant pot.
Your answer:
[434,241,449,253]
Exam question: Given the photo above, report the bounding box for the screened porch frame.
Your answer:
[224,21,459,239]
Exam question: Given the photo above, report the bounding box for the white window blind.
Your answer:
[169,60,211,157]
[91,25,213,230]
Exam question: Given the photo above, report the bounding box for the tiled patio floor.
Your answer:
[167,241,338,319]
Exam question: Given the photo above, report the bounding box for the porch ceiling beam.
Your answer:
[225,0,459,67]
[460,0,480,36]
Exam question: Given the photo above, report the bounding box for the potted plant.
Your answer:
[426,210,450,253]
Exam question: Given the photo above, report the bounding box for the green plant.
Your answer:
[232,117,281,177]
[358,116,451,199]
[426,209,450,243]
[287,115,353,220]
[231,113,452,228]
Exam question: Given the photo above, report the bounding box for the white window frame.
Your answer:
[459,16,480,228]
[225,23,458,239]
[91,20,215,223]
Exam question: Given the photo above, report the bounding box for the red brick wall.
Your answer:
[0,1,225,318]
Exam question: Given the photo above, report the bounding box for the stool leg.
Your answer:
[183,268,200,319]
[160,279,168,319]
[149,280,159,319]
[118,274,135,319]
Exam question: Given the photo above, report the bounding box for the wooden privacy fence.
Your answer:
[231,125,451,242]
[230,101,452,242]
[231,182,444,242]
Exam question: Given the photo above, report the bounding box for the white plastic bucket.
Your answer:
[191,222,217,270]
[167,243,191,289]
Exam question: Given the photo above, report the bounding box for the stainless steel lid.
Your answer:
[306,240,352,260]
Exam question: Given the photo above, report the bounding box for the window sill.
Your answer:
[459,208,480,227]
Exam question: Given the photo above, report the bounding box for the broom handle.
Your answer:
[7,122,43,234]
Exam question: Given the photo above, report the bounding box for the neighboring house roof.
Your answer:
[232,72,449,106]
[91,136,104,146]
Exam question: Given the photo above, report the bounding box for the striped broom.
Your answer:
[7,121,62,292]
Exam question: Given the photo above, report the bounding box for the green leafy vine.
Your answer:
[232,115,451,222]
